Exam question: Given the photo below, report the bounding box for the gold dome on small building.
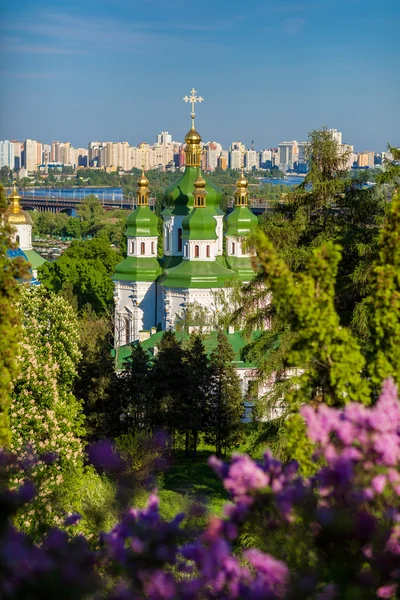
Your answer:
[138,169,149,188]
[236,171,249,190]
[6,186,33,225]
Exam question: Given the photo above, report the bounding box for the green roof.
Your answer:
[24,249,47,269]
[225,205,258,237]
[113,330,261,371]
[163,166,223,216]
[113,256,162,282]
[126,205,159,237]
[225,256,256,282]
[182,206,218,241]
[160,258,236,289]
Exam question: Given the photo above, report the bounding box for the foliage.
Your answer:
[2,380,400,598]
[0,186,28,446]
[73,306,117,439]
[205,332,244,457]
[38,237,120,314]
[8,286,85,534]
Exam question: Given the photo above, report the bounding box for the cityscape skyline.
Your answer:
[1,0,399,150]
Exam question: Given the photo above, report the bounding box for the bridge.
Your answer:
[5,188,270,215]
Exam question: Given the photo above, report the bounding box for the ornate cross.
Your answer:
[183,88,204,119]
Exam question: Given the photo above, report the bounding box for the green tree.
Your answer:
[183,334,210,459]
[206,331,243,457]
[77,195,105,236]
[73,305,116,440]
[0,186,28,446]
[109,343,154,436]
[38,237,120,314]
[152,331,189,442]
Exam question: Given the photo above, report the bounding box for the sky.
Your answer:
[0,0,399,151]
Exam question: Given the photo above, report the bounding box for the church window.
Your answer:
[124,317,131,344]
[178,228,182,252]
[131,240,135,254]
[194,245,199,258]
[206,245,210,258]
[232,242,235,254]
[166,230,170,251]
[16,235,20,246]
[140,242,145,255]
[151,241,154,254]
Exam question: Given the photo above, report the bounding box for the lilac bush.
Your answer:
[1,379,400,599]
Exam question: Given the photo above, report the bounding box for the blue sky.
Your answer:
[0,0,399,151]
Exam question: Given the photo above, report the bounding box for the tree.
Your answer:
[183,334,210,459]
[205,331,243,457]
[73,305,117,440]
[77,195,105,236]
[9,286,85,534]
[0,185,28,446]
[152,331,190,442]
[38,237,120,314]
[108,343,154,437]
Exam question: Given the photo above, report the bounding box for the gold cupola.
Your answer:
[183,88,204,167]
[193,175,207,208]
[137,168,150,206]
[6,185,33,225]
[234,170,249,206]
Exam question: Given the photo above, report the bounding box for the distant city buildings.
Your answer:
[0,127,391,178]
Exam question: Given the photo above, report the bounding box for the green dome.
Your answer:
[182,206,218,241]
[161,258,236,289]
[225,205,258,237]
[126,205,159,238]
[163,166,223,217]
[113,256,161,282]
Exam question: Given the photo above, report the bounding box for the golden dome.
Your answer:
[185,126,202,145]
[194,175,207,189]
[6,185,32,224]
[138,169,149,188]
[236,171,248,189]
[7,211,33,225]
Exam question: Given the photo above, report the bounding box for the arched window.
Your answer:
[206,245,210,258]
[178,228,183,252]
[124,317,131,344]
[16,235,20,246]
[232,242,235,255]
[194,245,200,258]
[131,240,135,254]
[151,241,154,254]
[140,242,145,255]
[165,229,170,251]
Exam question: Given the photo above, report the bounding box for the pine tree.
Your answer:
[152,331,190,442]
[183,334,210,459]
[206,332,243,458]
[110,343,153,436]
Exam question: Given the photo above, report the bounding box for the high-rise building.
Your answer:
[12,142,22,170]
[244,150,259,171]
[157,131,172,145]
[205,142,220,171]
[328,129,342,146]
[0,141,15,169]
[278,141,297,172]
[259,149,272,169]
[357,151,375,168]
[24,139,38,172]
[229,149,242,170]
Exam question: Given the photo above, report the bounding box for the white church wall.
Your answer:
[114,280,157,346]
[12,224,32,251]
[127,236,158,258]
[214,214,224,255]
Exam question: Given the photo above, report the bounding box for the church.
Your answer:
[112,90,258,347]
[5,185,46,283]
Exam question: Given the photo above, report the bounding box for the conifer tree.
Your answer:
[183,334,210,459]
[110,343,153,436]
[152,331,190,441]
[206,332,243,457]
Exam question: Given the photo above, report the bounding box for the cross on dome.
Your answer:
[183,88,204,128]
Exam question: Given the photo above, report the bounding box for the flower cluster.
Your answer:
[1,379,400,599]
